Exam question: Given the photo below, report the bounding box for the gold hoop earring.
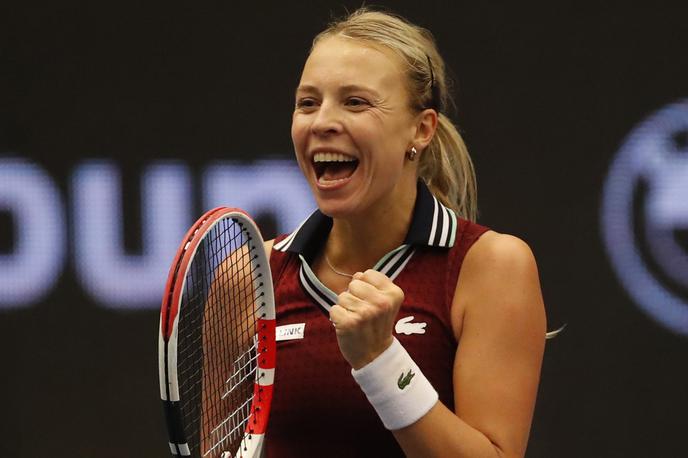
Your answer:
[406,146,417,161]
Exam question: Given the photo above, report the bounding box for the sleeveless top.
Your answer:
[266,182,489,457]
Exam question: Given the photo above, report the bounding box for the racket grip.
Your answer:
[163,401,191,455]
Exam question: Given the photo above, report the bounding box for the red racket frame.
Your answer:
[158,207,275,458]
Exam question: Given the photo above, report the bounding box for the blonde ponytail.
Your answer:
[419,115,477,221]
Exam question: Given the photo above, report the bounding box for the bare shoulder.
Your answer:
[463,230,538,279]
[263,239,275,260]
[452,230,545,337]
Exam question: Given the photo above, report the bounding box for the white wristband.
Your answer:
[351,337,438,430]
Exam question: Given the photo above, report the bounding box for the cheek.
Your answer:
[290,119,300,146]
[291,114,307,147]
[290,119,309,172]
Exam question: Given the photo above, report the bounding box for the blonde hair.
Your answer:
[313,8,478,221]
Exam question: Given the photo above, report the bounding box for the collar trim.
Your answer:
[298,255,338,312]
[274,181,457,256]
[297,247,416,314]
[273,181,456,316]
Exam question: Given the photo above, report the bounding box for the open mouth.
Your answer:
[313,152,359,184]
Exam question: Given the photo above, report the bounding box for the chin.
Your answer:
[314,195,364,219]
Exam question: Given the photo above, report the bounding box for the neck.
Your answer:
[325,183,417,274]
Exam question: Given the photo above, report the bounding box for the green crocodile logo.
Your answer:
[397,369,415,390]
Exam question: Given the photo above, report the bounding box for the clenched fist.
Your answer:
[329,269,405,370]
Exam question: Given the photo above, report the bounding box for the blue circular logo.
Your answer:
[601,100,688,335]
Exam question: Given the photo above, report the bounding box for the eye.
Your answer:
[295,98,318,111]
[345,97,370,109]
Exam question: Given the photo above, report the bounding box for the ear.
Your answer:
[411,108,439,153]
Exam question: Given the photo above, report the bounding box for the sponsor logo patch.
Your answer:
[276,323,306,341]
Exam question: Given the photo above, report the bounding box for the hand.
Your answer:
[329,269,405,370]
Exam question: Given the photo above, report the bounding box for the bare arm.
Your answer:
[392,232,546,457]
[264,239,274,261]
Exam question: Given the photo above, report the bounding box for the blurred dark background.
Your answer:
[1,1,687,456]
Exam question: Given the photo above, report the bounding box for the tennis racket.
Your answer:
[158,207,276,458]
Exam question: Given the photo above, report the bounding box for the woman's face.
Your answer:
[291,35,419,218]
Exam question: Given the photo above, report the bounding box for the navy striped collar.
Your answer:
[273,181,457,260]
[273,181,457,314]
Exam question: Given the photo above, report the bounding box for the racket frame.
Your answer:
[158,207,276,458]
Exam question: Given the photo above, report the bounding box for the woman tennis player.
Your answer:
[265,8,546,457]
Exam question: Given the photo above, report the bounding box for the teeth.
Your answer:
[313,152,357,163]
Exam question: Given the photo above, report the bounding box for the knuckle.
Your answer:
[374,294,393,311]
[348,279,363,292]
[396,287,405,303]
[357,307,374,322]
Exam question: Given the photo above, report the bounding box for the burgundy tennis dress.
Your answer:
[265,182,489,457]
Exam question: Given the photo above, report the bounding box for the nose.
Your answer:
[310,101,342,136]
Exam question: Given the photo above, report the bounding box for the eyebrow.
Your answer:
[295,84,381,98]
[294,84,318,96]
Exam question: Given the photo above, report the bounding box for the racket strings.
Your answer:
[221,341,259,399]
[175,217,266,457]
[205,394,255,456]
